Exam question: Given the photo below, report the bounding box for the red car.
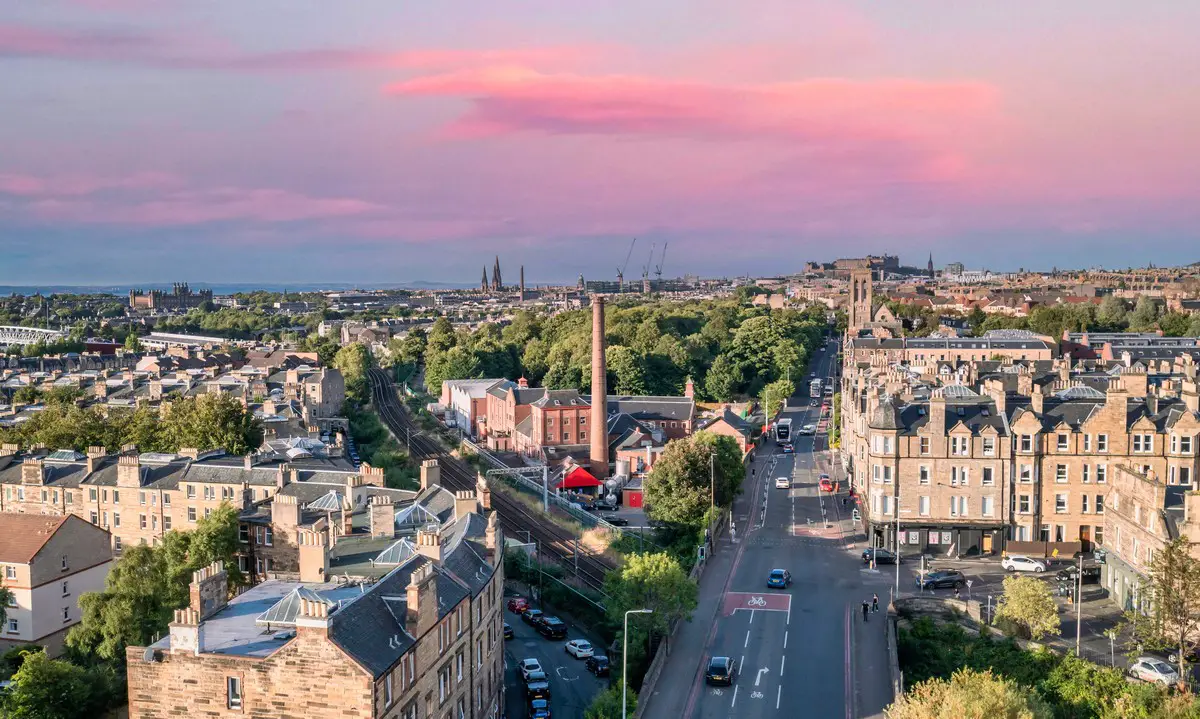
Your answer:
[818,475,836,492]
[507,597,529,614]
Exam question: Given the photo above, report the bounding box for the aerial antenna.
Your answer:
[617,238,637,293]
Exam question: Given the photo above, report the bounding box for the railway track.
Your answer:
[366,369,614,593]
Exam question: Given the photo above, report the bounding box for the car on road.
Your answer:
[538,616,567,640]
[818,476,835,492]
[810,399,819,407]
[1130,657,1180,686]
[798,424,816,435]
[528,697,552,718]
[507,597,529,614]
[705,656,737,686]
[606,516,630,526]
[521,608,544,626]
[781,443,794,454]
[775,476,791,489]
[767,568,792,588]
[526,678,551,700]
[503,622,514,640]
[586,655,610,677]
[519,658,543,682]
[862,548,899,565]
[565,639,594,659]
[524,670,547,687]
[1055,564,1101,584]
[1002,555,1047,573]
[916,569,966,590]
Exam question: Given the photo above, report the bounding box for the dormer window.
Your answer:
[1057,434,1069,451]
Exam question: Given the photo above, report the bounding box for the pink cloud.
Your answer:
[0,172,178,197]
[384,67,1000,143]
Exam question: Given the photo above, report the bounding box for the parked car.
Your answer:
[1130,657,1180,686]
[1002,555,1047,573]
[503,622,514,640]
[606,517,630,526]
[586,655,610,677]
[524,670,547,686]
[519,658,543,682]
[526,679,551,700]
[565,639,594,659]
[1055,564,1101,584]
[507,597,530,614]
[705,656,737,686]
[528,697,552,718]
[916,569,966,590]
[538,616,567,640]
[862,548,899,565]
[775,476,791,489]
[767,569,792,589]
[521,608,544,626]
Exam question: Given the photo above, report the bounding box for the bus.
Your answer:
[810,379,822,398]
[775,417,792,443]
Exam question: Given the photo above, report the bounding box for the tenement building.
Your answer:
[840,341,1200,557]
[126,484,505,719]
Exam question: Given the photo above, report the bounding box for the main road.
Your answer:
[642,338,895,719]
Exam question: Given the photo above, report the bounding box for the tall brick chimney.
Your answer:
[420,459,440,490]
[406,564,438,637]
[590,295,609,479]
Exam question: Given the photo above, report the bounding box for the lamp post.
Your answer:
[623,609,653,719]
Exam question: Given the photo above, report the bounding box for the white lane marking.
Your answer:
[744,630,750,648]
[731,684,739,708]
[777,684,782,709]
[784,630,788,649]
[780,654,786,676]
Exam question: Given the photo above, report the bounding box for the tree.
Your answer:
[704,354,743,402]
[12,385,40,404]
[124,332,143,353]
[1124,536,1200,681]
[1098,295,1128,329]
[760,378,795,418]
[1129,295,1161,331]
[692,431,746,501]
[604,552,697,654]
[0,651,118,719]
[424,345,484,395]
[333,343,373,403]
[644,433,743,526]
[427,316,456,354]
[995,575,1060,641]
[159,393,263,455]
[584,680,636,719]
[886,668,1053,719]
[606,345,648,396]
[0,586,11,631]
[967,306,987,335]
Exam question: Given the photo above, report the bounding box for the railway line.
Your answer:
[366,368,614,593]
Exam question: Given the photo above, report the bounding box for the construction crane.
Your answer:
[654,241,668,284]
[642,242,656,293]
[617,238,637,293]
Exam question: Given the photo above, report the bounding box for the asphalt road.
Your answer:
[644,338,895,719]
[503,607,608,719]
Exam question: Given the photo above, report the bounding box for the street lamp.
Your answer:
[623,609,654,719]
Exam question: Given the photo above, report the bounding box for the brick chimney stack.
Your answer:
[590,295,609,479]
[189,561,229,620]
[406,564,438,637]
[368,495,395,539]
[420,459,440,490]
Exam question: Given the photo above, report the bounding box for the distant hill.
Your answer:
[0,281,474,296]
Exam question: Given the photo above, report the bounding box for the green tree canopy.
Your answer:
[604,552,698,654]
[159,393,263,455]
[1124,536,1200,681]
[0,651,120,719]
[644,432,743,527]
[584,680,636,719]
[995,575,1061,641]
[886,668,1053,719]
[333,343,373,404]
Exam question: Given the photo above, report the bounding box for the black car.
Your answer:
[522,608,544,626]
[538,616,567,640]
[1055,565,1101,585]
[705,656,736,686]
[585,655,610,677]
[524,670,548,686]
[503,622,514,640]
[526,679,551,700]
[607,517,630,526]
[916,569,966,590]
[862,548,899,565]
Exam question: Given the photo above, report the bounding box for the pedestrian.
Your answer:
[872,593,879,613]
[954,585,961,600]
[861,600,869,622]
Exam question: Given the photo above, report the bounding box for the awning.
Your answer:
[554,466,603,490]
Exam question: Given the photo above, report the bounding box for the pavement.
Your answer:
[641,339,896,719]
[502,606,609,719]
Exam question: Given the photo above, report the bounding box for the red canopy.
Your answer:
[555,466,603,490]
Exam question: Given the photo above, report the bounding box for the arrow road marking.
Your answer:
[554,667,578,682]
[755,667,769,687]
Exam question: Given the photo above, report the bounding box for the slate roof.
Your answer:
[531,389,589,408]
[592,395,695,422]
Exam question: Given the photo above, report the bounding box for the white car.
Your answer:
[1130,657,1180,686]
[1001,555,1046,573]
[519,658,543,681]
[775,477,790,489]
[565,639,594,659]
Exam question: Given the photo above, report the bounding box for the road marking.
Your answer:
[844,604,854,719]
[784,630,788,649]
[755,667,769,687]
[777,685,782,709]
[731,685,739,708]
[780,654,786,676]
[744,630,750,648]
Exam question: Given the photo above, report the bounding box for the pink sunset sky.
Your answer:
[2,0,1198,284]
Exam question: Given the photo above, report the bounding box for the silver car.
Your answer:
[1129,657,1180,686]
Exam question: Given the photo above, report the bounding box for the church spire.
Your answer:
[491,256,502,291]
[481,266,489,293]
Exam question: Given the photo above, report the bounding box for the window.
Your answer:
[384,672,394,706]
[1183,436,1194,454]
[1095,526,1105,546]
[1097,464,1108,483]
[205,508,212,519]
[163,493,170,506]
[139,491,146,505]
[163,515,172,530]
[264,526,273,546]
[1020,434,1033,452]
[112,490,119,503]
[1019,495,1031,514]
[188,507,197,522]
[1096,495,1105,514]
[1040,524,1051,542]
[139,515,146,530]
[1133,434,1153,453]
[982,467,995,486]
[3,566,14,580]
[1055,525,1066,543]
[1055,493,1068,513]
[62,606,70,623]
[456,651,464,682]
[113,512,121,528]
[113,536,122,551]
[62,580,69,596]
[982,496,995,517]
[7,619,17,634]
[1055,464,1068,483]
[1020,464,1034,483]
[949,497,968,517]
[204,486,214,501]
[1057,434,1069,451]
[239,526,249,544]
[546,433,555,442]
[918,466,930,485]
[90,511,98,524]
[101,511,107,527]
[1097,434,1108,452]
[1182,467,1193,485]
[1082,465,1091,483]
[227,677,243,710]
[89,488,97,501]
[872,465,892,484]
[919,437,930,455]
[186,485,196,499]
[579,416,586,425]
[982,437,995,456]
[950,436,968,456]
[918,496,930,516]
[1084,434,1092,452]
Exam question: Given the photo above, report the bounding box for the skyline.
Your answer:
[3,1,1200,284]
